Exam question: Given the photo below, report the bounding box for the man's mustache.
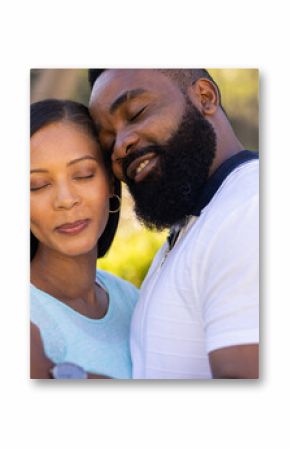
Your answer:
[122,145,163,177]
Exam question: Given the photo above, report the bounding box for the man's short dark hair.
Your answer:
[30,98,121,261]
[89,69,106,90]
[88,68,223,107]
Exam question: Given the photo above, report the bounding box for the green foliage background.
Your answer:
[31,69,259,287]
[98,182,167,288]
[98,223,166,288]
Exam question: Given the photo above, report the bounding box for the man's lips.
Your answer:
[55,219,90,235]
[126,152,160,182]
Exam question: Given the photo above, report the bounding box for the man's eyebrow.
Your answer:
[110,89,147,114]
[30,156,97,173]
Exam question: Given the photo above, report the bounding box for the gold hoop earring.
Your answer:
[109,194,121,214]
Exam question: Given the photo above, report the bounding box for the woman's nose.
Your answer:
[53,182,80,210]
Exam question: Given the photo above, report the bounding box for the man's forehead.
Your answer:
[96,68,162,86]
[90,69,177,104]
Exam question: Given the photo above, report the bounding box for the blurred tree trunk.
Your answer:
[30,69,82,103]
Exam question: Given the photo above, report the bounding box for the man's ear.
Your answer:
[187,78,219,116]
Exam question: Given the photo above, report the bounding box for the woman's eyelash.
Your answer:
[30,184,49,191]
[75,174,95,180]
[31,174,94,190]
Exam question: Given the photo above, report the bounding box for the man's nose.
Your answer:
[112,130,140,162]
[53,182,80,210]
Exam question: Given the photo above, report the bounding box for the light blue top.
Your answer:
[30,270,138,379]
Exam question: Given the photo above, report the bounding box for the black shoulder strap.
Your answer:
[192,150,259,216]
[168,150,258,248]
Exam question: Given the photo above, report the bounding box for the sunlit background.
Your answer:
[30,69,259,287]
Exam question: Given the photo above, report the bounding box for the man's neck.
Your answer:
[208,110,244,177]
[210,140,244,177]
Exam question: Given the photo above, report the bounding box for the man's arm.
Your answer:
[209,344,259,379]
[199,193,259,379]
[30,322,110,379]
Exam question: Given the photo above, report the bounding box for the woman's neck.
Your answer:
[31,247,98,303]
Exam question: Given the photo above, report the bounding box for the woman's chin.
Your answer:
[54,240,98,258]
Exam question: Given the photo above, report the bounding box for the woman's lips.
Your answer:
[55,219,90,235]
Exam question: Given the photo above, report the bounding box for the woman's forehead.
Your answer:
[30,121,101,164]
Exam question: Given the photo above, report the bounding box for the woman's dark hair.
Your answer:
[30,99,121,261]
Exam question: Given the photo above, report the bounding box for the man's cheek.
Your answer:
[112,161,126,181]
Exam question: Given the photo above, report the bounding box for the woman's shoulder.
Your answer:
[96,269,139,304]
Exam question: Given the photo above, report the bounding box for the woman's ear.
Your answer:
[187,78,219,116]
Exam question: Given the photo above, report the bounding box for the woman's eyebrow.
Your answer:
[67,156,98,166]
[30,156,98,173]
[30,168,48,174]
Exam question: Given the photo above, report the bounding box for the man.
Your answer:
[89,69,259,379]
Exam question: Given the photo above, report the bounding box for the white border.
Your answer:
[1,1,289,448]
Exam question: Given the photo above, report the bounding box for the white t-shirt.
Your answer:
[130,160,259,379]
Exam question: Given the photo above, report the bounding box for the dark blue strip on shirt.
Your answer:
[168,150,259,248]
[192,150,259,216]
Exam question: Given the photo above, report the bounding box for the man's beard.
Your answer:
[123,101,217,230]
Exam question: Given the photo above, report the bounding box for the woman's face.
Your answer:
[30,121,111,258]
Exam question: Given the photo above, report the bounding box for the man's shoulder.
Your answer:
[183,160,259,250]
[206,160,259,217]
[222,158,258,193]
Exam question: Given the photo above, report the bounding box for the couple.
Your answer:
[30,69,259,379]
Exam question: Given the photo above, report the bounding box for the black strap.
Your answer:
[192,150,259,216]
[168,150,258,248]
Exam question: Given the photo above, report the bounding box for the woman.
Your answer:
[30,99,138,379]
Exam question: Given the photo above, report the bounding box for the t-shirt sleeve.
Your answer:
[119,278,139,309]
[198,195,259,353]
[97,269,139,310]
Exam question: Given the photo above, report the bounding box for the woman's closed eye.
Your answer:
[30,182,50,192]
[30,174,95,191]
[74,174,95,180]
[73,168,97,181]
